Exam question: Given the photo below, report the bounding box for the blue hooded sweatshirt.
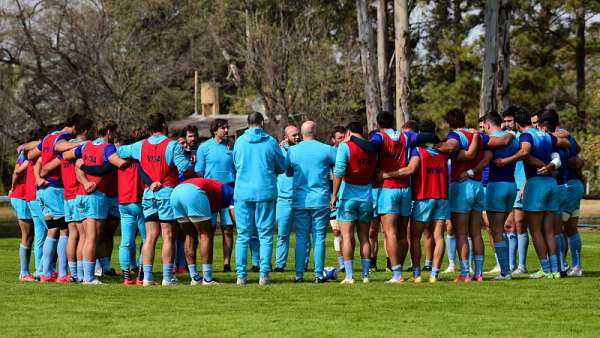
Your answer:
[233,128,285,202]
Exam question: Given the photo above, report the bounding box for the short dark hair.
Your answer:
[514,108,531,127]
[531,109,543,118]
[346,121,363,135]
[418,120,436,134]
[445,108,466,129]
[210,118,229,137]
[247,112,264,126]
[330,126,346,139]
[402,120,419,132]
[539,109,559,131]
[97,119,118,136]
[64,114,82,128]
[376,111,395,129]
[185,125,199,136]
[74,117,94,135]
[483,112,503,127]
[502,106,520,118]
[148,113,167,133]
[171,129,185,139]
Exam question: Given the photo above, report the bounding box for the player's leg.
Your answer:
[488,212,510,279]
[97,218,118,276]
[525,211,549,278]
[219,209,234,272]
[504,211,517,272]
[311,208,329,283]
[409,221,426,283]
[452,212,471,280]
[563,179,584,276]
[368,216,380,271]
[234,200,253,284]
[159,221,176,285]
[468,211,485,281]
[423,227,433,271]
[381,213,403,281]
[179,220,200,284]
[194,219,216,284]
[118,204,136,284]
[75,220,85,282]
[542,211,559,277]
[293,208,310,282]
[275,198,293,271]
[443,220,456,273]
[249,229,260,272]
[356,219,371,283]
[514,207,528,273]
[17,218,34,281]
[82,218,103,284]
[65,221,78,282]
[255,200,276,285]
[331,222,344,271]
[339,219,355,282]
[430,218,446,283]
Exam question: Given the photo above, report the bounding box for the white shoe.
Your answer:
[82,279,103,285]
[362,277,370,284]
[162,278,178,286]
[259,277,270,285]
[494,274,512,281]
[340,278,354,284]
[142,280,155,286]
[94,266,103,277]
[202,278,220,286]
[384,277,404,284]
[512,267,527,274]
[567,267,582,277]
[236,277,247,285]
[190,278,202,286]
[442,265,456,273]
[487,265,500,274]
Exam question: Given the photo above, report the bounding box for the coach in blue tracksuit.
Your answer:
[233,112,285,285]
[286,121,336,283]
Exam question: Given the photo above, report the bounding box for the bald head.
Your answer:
[284,125,301,145]
[301,121,317,138]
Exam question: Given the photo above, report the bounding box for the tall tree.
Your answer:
[377,0,392,113]
[575,0,586,131]
[480,0,499,116]
[394,0,411,126]
[357,0,382,130]
[497,0,512,112]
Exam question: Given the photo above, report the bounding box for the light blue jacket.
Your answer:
[195,138,235,183]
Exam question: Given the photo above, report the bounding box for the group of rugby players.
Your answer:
[8,106,584,285]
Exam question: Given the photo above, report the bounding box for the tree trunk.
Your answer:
[356,0,382,131]
[394,0,411,127]
[480,0,499,117]
[453,0,462,81]
[575,2,586,132]
[377,0,392,113]
[496,0,511,112]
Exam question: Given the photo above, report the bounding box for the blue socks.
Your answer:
[143,264,153,282]
[468,238,473,269]
[337,255,344,270]
[568,233,582,268]
[517,233,529,270]
[42,237,58,277]
[202,264,213,281]
[57,236,68,278]
[83,260,95,282]
[100,256,110,272]
[507,232,517,271]
[68,261,77,280]
[188,264,200,280]
[343,260,354,280]
[77,261,84,282]
[494,240,509,276]
[163,263,173,282]
[19,244,30,277]
[474,256,484,277]
[460,260,469,277]
[554,234,565,272]
[540,257,550,273]
[432,267,440,278]
[413,266,421,278]
[391,264,402,280]
[446,235,456,264]
[361,259,370,278]
[549,255,559,273]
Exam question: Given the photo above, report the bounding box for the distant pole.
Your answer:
[194,71,198,115]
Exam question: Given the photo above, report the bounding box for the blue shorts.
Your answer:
[77,191,109,220]
[170,184,211,222]
[10,198,32,220]
[337,199,373,223]
[412,199,449,222]
[37,187,65,219]
[561,179,584,215]
[64,198,84,223]
[377,187,412,216]
[212,207,234,229]
[523,176,559,213]
[449,180,484,213]
[485,181,517,213]
[107,197,120,219]
[142,197,175,221]
[371,188,380,217]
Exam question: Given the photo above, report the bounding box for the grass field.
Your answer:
[1,225,600,337]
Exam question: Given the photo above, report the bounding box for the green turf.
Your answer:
[1,231,599,337]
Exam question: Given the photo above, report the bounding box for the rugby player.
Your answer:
[329,126,347,272]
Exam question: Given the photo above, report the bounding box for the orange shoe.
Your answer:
[473,276,484,282]
[40,275,57,283]
[454,275,472,283]
[57,274,71,283]
[123,278,136,285]
[19,274,36,282]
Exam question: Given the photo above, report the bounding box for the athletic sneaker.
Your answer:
[202,278,220,286]
[294,277,304,283]
[473,276,484,282]
[314,277,325,284]
[529,270,548,279]
[362,277,370,284]
[236,277,247,286]
[161,278,178,286]
[142,280,157,286]
[412,276,422,284]
[258,277,270,285]
[340,278,354,284]
[423,266,432,272]
[442,264,456,273]
[51,272,58,279]
[494,274,512,281]
[94,266,103,277]
[454,275,472,283]
[274,267,285,273]
[384,277,404,284]
[487,265,500,274]
[82,279,103,285]
[567,267,582,277]
[428,276,438,284]
[123,279,136,285]
[251,265,260,273]
[190,276,202,286]
[549,272,561,279]
[39,275,57,283]
[19,274,35,282]
[512,267,527,274]
[57,275,71,284]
